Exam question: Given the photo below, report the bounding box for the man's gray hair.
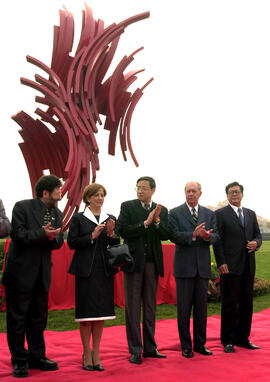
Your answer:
[184,181,202,191]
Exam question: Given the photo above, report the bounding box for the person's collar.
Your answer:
[229,203,242,214]
[186,202,198,213]
[38,198,52,212]
[141,201,152,208]
[83,207,109,225]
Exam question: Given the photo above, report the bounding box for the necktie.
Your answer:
[238,208,244,226]
[192,207,198,223]
[144,203,150,211]
[44,208,51,225]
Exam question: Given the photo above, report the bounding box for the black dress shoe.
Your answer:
[129,354,142,364]
[82,355,94,371]
[28,357,58,371]
[224,344,235,353]
[237,341,261,350]
[13,363,28,378]
[143,349,167,358]
[93,364,104,371]
[182,349,193,358]
[194,345,213,355]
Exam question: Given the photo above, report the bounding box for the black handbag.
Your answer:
[106,243,134,268]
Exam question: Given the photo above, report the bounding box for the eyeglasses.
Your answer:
[135,186,151,192]
[228,190,241,195]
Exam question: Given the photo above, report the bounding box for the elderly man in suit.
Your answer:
[2,175,63,378]
[0,198,11,238]
[213,181,262,353]
[118,176,169,365]
[169,181,219,358]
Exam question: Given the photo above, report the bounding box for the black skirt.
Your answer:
[75,258,115,321]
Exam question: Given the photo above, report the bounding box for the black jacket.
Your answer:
[2,198,63,292]
[67,211,119,277]
[118,199,169,276]
[213,205,262,275]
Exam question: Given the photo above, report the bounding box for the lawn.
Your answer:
[0,241,269,332]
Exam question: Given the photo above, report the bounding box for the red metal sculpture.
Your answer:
[12,5,152,230]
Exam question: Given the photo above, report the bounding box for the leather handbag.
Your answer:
[106,243,134,268]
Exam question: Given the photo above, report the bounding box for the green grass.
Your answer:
[0,241,269,333]
[1,294,269,333]
[254,242,270,280]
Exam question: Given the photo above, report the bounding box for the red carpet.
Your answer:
[1,309,270,381]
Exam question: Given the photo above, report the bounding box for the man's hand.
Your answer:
[153,204,162,224]
[192,223,206,238]
[246,241,258,253]
[219,264,229,274]
[193,222,213,240]
[199,228,213,240]
[43,223,61,241]
[92,224,106,240]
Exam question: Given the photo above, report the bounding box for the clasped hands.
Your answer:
[192,222,213,240]
[246,240,258,253]
[144,204,161,228]
[43,222,61,241]
[91,218,115,240]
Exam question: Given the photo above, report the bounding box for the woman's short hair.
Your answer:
[82,183,107,205]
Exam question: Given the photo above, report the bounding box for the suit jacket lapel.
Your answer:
[197,205,205,225]
[182,204,197,227]
[83,207,109,225]
[242,207,250,231]
[50,208,56,228]
[150,201,156,211]
[227,205,244,230]
[134,199,148,221]
[32,198,45,227]
[99,211,110,224]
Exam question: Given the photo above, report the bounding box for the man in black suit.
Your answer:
[2,175,63,378]
[118,176,169,365]
[213,181,262,353]
[169,181,219,358]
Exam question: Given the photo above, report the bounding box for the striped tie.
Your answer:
[192,207,198,223]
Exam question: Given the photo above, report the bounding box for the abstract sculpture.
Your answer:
[12,4,152,230]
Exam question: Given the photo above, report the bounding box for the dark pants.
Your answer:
[124,262,158,355]
[175,276,209,350]
[220,270,254,346]
[5,273,48,365]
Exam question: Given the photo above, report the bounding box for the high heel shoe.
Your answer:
[93,364,104,371]
[82,355,94,371]
[92,350,104,371]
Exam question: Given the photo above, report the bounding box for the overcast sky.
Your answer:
[1,0,270,221]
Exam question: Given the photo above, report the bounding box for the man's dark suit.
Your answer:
[169,203,219,350]
[2,198,63,365]
[118,199,168,355]
[213,205,262,346]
